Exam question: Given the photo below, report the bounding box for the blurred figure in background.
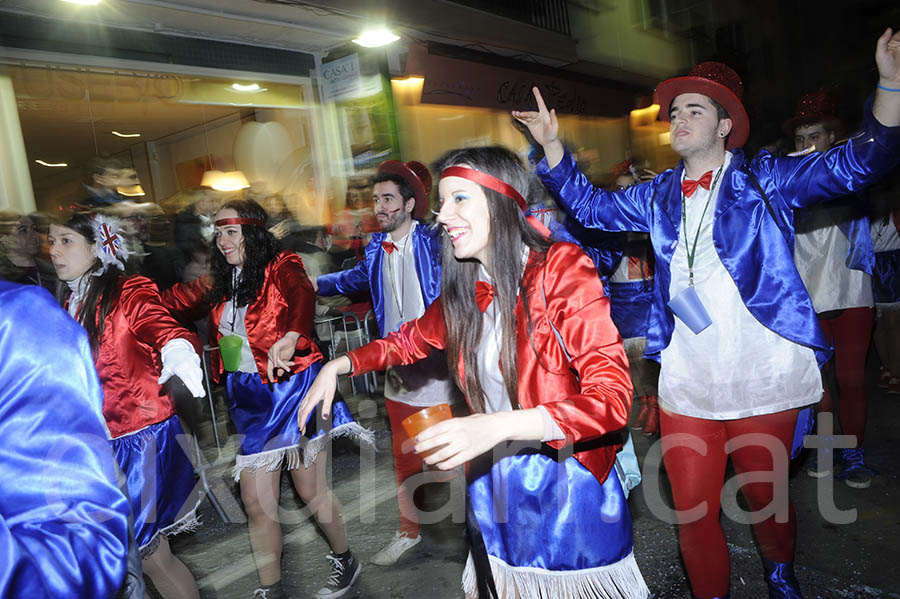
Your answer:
[868,168,900,395]
[786,90,878,488]
[0,211,56,292]
[607,162,661,437]
[80,157,129,208]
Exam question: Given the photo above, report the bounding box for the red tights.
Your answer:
[660,409,798,598]
[818,307,873,446]
[386,399,426,537]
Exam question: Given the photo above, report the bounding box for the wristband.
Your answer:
[877,83,900,92]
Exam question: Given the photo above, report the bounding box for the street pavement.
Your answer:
[168,364,900,599]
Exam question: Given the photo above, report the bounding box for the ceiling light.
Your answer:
[112,130,141,138]
[201,170,250,192]
[35,160,68,167]
[60,0,102,5]
[353,28,400,48]
[231,83,265,92]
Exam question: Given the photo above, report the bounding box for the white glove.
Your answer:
[158,338,205,398]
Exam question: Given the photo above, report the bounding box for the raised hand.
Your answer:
[874,28,900,127]
[512,86,559,148]
[876,27,900,85]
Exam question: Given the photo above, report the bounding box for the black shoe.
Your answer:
[316,551,360,599]
[253,580,288,599]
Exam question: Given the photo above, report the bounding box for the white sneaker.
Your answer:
[369,531,422,566]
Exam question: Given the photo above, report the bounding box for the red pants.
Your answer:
[818,307,874,446]
[660,409,798,598]
[386,399,426,537]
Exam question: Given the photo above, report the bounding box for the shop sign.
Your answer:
[320,53,364,102]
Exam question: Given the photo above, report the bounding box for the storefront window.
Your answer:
[2,61,352,226]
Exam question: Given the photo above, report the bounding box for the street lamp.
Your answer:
[352,28,400,48]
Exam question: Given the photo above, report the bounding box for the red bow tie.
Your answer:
[382,241,397,254]
[475,281,494,312]
[681,170,713,198]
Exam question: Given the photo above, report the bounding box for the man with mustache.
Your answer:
[517,28,900,599]
[316,160,456,567]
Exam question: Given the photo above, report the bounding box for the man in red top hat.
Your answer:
[316,160,459,567]
[785,91,879,489]
[518,27,900,599]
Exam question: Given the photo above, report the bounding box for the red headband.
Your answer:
[440,166,528,212]
[215,217,265,227]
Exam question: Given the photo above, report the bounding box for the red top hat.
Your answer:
[781,90,843,136]
[377,160,432,219]
[654,61,750,149]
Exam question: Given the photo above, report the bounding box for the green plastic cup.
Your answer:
[218,335,244,372]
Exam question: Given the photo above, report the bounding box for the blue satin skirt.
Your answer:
[469,449,634,572]
[609,280,654,340]
[111,416,200,552]
[226,361,365,479]
[873,249,900,304]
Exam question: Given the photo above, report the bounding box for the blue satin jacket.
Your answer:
[538,102,900,366]
[0,282,130,598]
[317,221,443,336]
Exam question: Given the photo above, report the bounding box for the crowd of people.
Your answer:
[1,25,899,599]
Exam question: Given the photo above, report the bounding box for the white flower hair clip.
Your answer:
[91,213,129,275]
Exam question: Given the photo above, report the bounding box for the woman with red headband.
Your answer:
[299,147,648,598]
[162,199,371,599]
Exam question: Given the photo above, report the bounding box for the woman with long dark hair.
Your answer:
[162,199,370,599]
[48,211,205,599]
[299,147,649,598]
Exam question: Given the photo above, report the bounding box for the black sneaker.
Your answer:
[316,551,360,599]
[253,581,288,599]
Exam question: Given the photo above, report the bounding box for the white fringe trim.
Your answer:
[462,550,649,599]
[232,422,375,482]
[139,505,203,557]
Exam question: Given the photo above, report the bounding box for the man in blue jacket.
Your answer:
[786,91,878,488]
[515,28,900,599]
[317,160,456,567]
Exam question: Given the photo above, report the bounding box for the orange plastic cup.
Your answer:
[401,403,452,458]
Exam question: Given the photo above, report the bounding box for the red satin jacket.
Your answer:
[71,276,201,438]
[162,252,322,384]
[349,242,633,484]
